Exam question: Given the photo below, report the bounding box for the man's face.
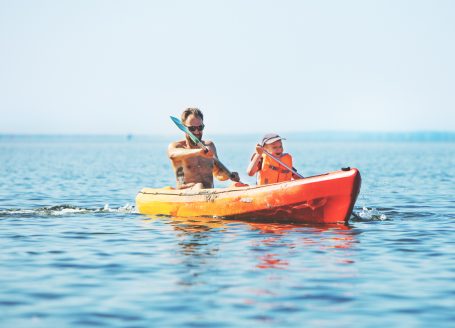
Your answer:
[183,114,204,143]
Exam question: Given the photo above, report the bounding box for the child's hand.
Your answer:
[255,144,263,156]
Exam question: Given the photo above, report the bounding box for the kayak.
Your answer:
[136,168,361,224]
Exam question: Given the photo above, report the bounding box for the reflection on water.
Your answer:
[150,215,358,277]
[141,215,359,320]
[247,222,356,270]
[163,217,225,262]
[256,253,289,269]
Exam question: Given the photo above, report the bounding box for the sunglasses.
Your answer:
[185,124,205,132]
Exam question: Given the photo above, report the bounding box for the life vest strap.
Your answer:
[268,164,290,174]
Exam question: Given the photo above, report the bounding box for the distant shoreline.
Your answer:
[1,131,454,142]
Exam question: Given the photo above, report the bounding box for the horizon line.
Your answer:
[1,131,454,143]
[1,130,455,136]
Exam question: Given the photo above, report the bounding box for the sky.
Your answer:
[0,0,454,135]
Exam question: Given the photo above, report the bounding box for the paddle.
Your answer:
[258,146,304,179]
[170,116,239,181]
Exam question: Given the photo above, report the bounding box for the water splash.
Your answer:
[352,207,388,221]
[0,203,137,217]
[103,203,136,213]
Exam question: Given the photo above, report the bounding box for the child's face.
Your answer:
[264,140,284,156]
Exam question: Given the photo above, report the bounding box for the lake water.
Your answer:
[1,135,454,327]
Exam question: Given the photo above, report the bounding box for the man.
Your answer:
[168,108,240,189]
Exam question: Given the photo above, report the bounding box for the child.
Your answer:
[247,133,301,185]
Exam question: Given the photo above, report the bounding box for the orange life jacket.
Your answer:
[257,153,293,185]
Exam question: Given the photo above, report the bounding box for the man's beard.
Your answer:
[186,134,201,146]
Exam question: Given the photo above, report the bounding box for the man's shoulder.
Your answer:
[169,140,186,148]
[203,139,214,146]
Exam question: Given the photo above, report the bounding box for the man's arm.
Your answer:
[168,142,213,160]
[213,161,231,181]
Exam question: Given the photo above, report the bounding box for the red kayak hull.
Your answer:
[136,168,361,224]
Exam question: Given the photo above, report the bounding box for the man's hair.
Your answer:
[181,108,204,123]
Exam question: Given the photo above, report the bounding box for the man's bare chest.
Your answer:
[184,156,213,171]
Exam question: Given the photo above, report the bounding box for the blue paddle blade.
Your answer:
[170,116,200,144]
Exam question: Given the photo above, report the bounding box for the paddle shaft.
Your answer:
[170,116,237,180]
[259,146,304,179]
